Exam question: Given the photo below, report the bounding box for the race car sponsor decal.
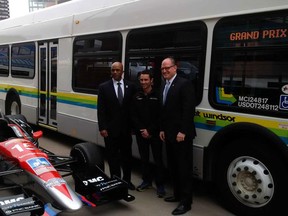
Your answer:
[44,178,66,188]
[27,157,56,176]
[83,176,104,186]
[94,179,124,191]
[0,194,43,216]
[0,194,24,206]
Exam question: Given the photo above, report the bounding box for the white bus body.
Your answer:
[0,0,288,215]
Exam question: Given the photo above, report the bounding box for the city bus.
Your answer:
[0,0,288,214]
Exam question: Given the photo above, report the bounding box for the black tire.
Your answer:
[70,142,105,171]
[216,138,288,216]
[6,94,21,115]
[5,114,27,123]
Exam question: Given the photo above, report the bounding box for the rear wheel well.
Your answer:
[5,89,21,115]
[206,122,288,182]
[205,122,288,215]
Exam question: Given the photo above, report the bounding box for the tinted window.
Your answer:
[0,46,9,76]
[11,43,35,78]
[126,22,207,105]
[210,11,288,117]
[73,32,122,94]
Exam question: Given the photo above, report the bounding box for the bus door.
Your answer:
[38,41,58,128]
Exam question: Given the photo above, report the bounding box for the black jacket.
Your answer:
[131,88,161,136]
[160,75,196,141]
[97,79,137,137]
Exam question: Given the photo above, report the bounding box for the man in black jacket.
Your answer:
[160,57,196,215]
[131,70,166,197]
[97,61,137,190]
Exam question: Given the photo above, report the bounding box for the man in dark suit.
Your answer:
[97,61,137,190]
[159,57,196,215]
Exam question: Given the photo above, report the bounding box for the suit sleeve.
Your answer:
[180,80,195,136]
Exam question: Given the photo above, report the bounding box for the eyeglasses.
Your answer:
[161,65,175,71]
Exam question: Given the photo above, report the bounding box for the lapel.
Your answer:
[122,81,130,103]
[110,79,130,105]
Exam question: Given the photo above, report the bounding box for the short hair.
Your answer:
[138,70,153,79]
[164,56,176,65]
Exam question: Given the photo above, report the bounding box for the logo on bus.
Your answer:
[279,95,288,110]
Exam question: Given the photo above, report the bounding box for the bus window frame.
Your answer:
[125,21,207,106]
[72,32,123,94]
[209,10,288,118]
[11,42,36,79]
[0,45,9,77]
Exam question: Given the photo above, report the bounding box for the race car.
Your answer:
[0,114,134,215]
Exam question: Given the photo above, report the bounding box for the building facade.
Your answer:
[0,0,9,20]
[29,0,71,12]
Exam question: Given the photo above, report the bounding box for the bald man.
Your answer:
[97,62,137,190]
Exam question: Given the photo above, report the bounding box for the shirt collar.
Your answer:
[166,74,177,84]
[113,79,123,85]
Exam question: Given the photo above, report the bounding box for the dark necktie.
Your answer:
[117,82,123,104]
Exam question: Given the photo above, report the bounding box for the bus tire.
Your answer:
[216,138,288,216]
[6,94,21,115]
[70,142,105,171]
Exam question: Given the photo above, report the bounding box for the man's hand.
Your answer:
[100,130,108,138]
[140,129,150,139]
[176,132,185,142]
[159,131,165,142]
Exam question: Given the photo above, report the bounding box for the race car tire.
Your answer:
[5,114,28,123]
[70,142,105,171]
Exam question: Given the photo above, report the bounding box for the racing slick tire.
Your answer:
[5,114,28,123]
[70,142,105,171]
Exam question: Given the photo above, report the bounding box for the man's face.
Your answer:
[139,74,153,90]
[161,59,177,80]
[111,62,123,81]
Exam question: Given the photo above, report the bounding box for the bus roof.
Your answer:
[0,0,288,43]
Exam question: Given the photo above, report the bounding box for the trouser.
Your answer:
[166,137,193,205]
[136,133,166,186]
[104,134,132,182]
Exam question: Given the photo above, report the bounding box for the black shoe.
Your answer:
[127,182,136,190]
[172,203,191,215]
[164,196,180,202]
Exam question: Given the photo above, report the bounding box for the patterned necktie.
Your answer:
[117,82,123,105]
[163,81,170,104]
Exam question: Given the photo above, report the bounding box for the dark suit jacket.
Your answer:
[160,75,196,141]
[97,79,137,138]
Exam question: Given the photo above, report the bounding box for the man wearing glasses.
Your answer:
[159,57,196,215]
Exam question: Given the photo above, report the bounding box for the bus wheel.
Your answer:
[70,142,105,171]
[6,94,21,115]
[216,139,288,216]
